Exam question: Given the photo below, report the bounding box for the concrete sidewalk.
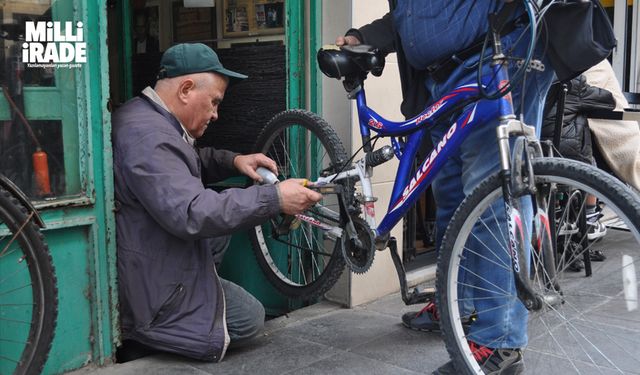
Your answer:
[68,292,448,374]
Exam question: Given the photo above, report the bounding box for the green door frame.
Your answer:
[286,0,304,109]
[120,0,134,100]
[309,0,323,114]
[40,1,117,372]
[286,0,322,113]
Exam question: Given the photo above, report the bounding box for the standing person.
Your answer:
[112,43,321,362]
[133,11,159,54]
[336,1,555,373]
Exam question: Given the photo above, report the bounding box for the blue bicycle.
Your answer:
[250,3,640,373]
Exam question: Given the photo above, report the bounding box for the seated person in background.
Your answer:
[541,74,615,242]
[583,59,640,194]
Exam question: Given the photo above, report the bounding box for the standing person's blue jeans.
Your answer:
[427,26,555,349]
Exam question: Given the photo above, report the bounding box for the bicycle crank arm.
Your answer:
[387,237,435,305]
[273,211,343,238]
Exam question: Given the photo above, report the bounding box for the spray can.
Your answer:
[256,167,279,185]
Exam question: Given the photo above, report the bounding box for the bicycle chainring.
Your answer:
[341,217,375,274]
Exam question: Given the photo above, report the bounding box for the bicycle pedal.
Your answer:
[558,223,579,236]
[407,288,436,305]
[516,59,545,72]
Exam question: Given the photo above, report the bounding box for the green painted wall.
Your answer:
[41,227,94,373]
[1,1,119,373]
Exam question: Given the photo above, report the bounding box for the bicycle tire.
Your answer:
[0,187,58,375]
[250,109,352,299]
[437,158,640,374]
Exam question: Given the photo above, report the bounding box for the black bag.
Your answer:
[543,0,616,82]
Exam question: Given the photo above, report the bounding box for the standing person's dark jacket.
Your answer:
[542,75,616,164]
[112,94,281,361]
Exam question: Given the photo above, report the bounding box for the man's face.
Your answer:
[183,73,228,139]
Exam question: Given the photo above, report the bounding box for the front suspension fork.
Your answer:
[497,121,553,311]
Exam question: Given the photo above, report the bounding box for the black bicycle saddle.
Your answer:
[317,44,385,79]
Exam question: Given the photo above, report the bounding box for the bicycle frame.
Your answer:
[316,60,519,240]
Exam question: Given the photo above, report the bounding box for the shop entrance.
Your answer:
[106,0,309,316]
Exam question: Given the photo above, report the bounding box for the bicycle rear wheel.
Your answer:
[0,187,57,375]
[250,109,353,299]
[437,158,640,374]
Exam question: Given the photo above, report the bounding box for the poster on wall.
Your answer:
[223,0,284,38]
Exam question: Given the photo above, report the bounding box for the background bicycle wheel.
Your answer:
[0,187,58,375]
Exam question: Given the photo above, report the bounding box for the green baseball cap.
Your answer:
[157,43,248,81]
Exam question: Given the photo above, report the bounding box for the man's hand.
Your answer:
[335,35,361,47]
[233,153,277,183]
[277,179,323,215]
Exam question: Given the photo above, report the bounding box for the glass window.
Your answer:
[0,1,84,203]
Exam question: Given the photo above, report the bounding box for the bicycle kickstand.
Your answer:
[387,237,435,305]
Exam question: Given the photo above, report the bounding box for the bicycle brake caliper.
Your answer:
[510,136,536,197]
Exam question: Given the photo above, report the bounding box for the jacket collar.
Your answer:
[140,87,196,146]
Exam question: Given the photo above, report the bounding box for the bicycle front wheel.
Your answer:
[0,187,57,375]
[250,109,353,300]
[437,158,640,374]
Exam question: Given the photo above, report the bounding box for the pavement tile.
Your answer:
[277,308,399,351]
[191,332,341,375]
[288,351,423,375]
[356,292,418,318]
[67,355,209,375]
[264,300,343,334]
[349,325,449,373]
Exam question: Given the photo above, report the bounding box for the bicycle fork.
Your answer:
[496,119,562,311]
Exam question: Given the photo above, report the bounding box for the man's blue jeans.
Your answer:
[425,27,555,348]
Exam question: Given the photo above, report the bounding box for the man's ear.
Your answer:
[177,78,196,104]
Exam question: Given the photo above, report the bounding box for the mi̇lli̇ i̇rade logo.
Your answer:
[22,21,86,68]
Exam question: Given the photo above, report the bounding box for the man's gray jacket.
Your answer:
[112,94,281,361]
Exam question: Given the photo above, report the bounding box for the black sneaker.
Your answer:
[567,258,585,272]
[401,300,440,332]
[401,300,474,332]
[562,242,585,272]
[433,341,524,375]
[589,249,606,262]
